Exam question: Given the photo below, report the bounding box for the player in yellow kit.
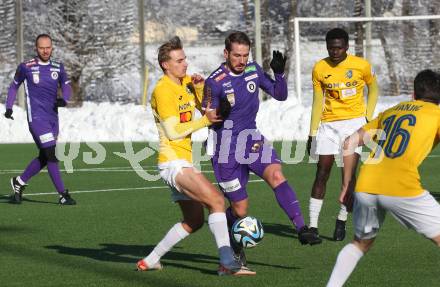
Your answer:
[306,28,379,242]
[136,36,254,276]
[327,69,440,287]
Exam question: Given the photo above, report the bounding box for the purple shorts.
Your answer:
[212,138,280,202]
[29,119,59,148]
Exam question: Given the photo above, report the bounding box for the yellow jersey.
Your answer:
[312,54,376,122]
[356,100,440,197]
[150,75,210,164]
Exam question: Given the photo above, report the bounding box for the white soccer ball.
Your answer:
[231,216,264,248]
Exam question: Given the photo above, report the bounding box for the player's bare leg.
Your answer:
[431,234,440,247]
[308,155,334,241]
[176,168,255,275]
[334,153,360,241]
[138,200,203,271]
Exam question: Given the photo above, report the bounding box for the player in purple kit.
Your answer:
[203,31,320,270]
[3,34,75,205]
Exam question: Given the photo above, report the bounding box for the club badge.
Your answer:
[32,73,40,84]
[246,81,256,93]
[51,71,59,80]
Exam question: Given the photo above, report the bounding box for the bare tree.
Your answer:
[377,1,400,96]
[353,0,364,57]
[284,0,297,81]
[261,0,271,73]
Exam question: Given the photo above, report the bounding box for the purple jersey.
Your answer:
[203,61,287,157]
[6,57,72,123]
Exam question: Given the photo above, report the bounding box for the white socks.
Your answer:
[310,199,348,228]
[337,204,348,221]
[17,176,26,185]
[208,212,235,266]
[144,222,189,266]
[327,243,364,287]
[144,213,235,268]
[309,198,324,228]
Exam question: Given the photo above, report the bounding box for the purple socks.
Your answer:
[273,181,305,230]
[20,158,46,182]
[20,159,65,194]
[47,162,65,194]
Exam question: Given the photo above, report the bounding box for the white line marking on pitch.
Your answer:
[0,179,265,197]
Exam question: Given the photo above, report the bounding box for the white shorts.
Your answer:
[353,191,440,240]
[158,160,194,202]
[315,117,366,155]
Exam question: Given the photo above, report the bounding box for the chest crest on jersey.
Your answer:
[246,81,257,93]
[32,72,40,84]
[51,71,59,80]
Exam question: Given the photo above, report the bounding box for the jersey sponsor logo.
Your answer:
[246,81,256,93]
[32,72,40,84]
[51,71,59,80]
[31,66,39,71]
[219,178,241,193]
[39,132,55,144]
[245,73,258,81]
[50,61,60,68]
[326,81,358,89]
[346,70,353,79]
[245,65,256,73]
[215,73,227,82]
[222,81,232,88]
[179,102,192,111]
[179,111,192,123]
[224,88,234,93]
[341,88,356,98]
[50,68,60,72]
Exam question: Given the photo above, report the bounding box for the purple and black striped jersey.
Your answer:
[6,58,71,122]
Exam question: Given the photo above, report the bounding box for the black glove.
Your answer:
[4,108,13,120]
[56,98,67,107]
[217,96,232,119]
[270,50,287,74]
[306,135,315,156]
[53,98,67,113]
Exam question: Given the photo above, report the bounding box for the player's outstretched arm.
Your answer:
[339,128,368,209]
[158,102,222,141]
[260,52,288,101]
[270,50,286,75]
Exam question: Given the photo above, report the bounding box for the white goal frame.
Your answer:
[294,15,440,104]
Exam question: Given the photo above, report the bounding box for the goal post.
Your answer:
[294,15,440,104]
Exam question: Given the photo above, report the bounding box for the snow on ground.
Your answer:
[0,94,411,144]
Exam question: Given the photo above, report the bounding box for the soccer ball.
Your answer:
[231,216,264,248]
